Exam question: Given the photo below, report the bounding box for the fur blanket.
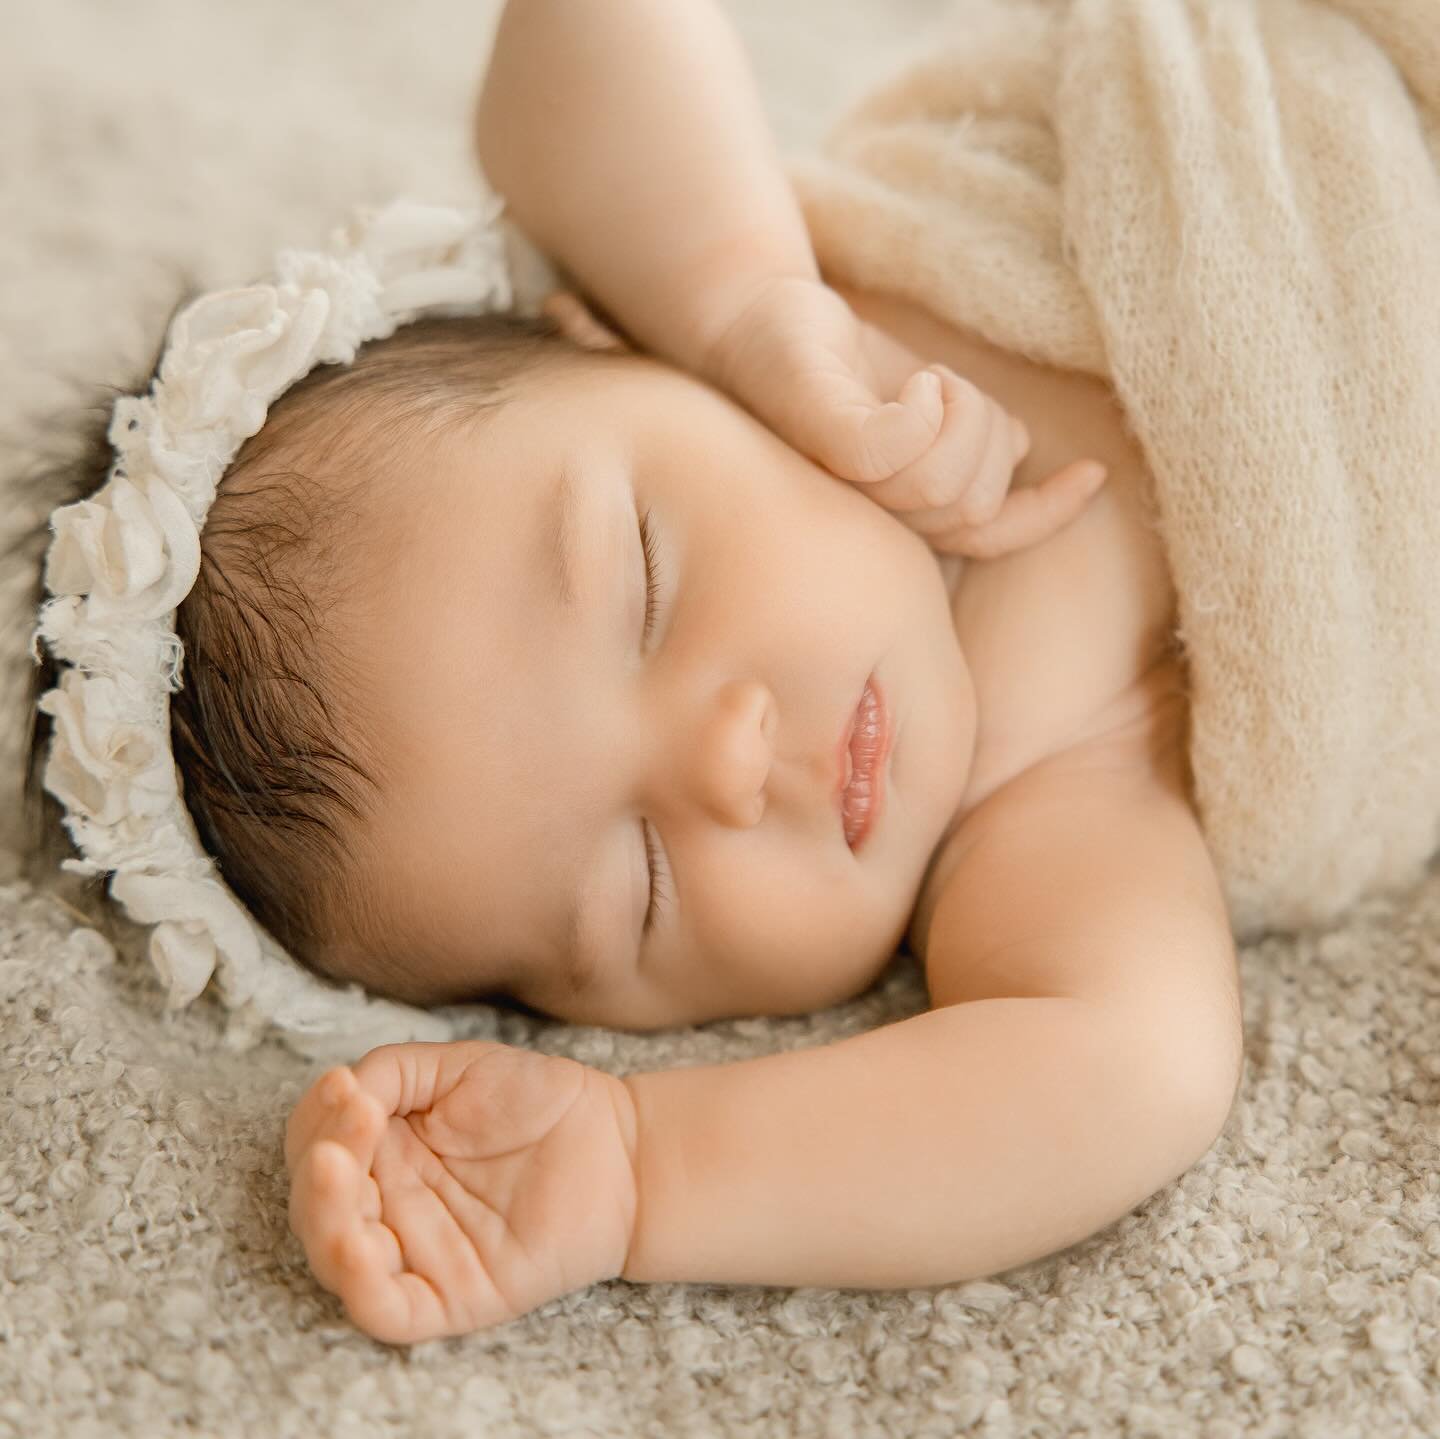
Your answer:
[787,0,1440,941]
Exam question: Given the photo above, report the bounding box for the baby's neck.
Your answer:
[944,552,1056,820]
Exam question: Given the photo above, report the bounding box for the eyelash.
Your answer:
[643,818,672,933]
[638,506,671,934]
[639,505,664,646]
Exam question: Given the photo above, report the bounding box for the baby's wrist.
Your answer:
[616,1069,666,1285]
[593,1068,642,1283]
[690,269,820,393]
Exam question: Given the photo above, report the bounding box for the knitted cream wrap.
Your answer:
[787,0,1440,941]
[33,192,561,1061]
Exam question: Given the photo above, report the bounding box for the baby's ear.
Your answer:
[540,291,633,353]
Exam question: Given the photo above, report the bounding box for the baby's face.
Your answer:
[352,355,977,1028]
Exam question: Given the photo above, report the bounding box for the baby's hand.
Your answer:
[284,1041,638,1343]
[700,275,1107,559]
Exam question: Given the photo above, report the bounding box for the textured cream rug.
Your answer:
[4,2,1440,1435]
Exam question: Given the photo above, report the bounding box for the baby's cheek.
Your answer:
[695,862,891,1012]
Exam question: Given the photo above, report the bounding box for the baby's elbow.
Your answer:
[1137,1002,1244,1178]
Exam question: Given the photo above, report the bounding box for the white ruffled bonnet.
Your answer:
[31,191,562,1062]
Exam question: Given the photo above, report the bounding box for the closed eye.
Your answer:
[642,818,671,933]
[637,504,671,935]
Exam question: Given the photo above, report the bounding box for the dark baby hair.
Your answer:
[20,295,609,1013]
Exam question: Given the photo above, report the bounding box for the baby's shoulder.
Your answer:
[907,652,1231,1016]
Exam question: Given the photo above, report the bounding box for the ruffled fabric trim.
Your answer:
[32,190,559,1063]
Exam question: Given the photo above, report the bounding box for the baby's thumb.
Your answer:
[785,367,944,485]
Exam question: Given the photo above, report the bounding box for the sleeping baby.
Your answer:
[32,0,1246,1343]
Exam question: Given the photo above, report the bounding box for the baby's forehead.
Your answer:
[337,348,722,619]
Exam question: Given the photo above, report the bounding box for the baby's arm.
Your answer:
[474,0,818,377]
[286,995,1229,1339]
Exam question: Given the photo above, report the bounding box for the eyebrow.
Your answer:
[541,458,604,994]
[543,461,581,613]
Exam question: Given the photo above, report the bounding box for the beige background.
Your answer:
[4,3,1440,1437]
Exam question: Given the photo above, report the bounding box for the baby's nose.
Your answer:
[689,678,777,829]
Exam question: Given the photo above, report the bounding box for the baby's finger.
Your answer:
[288,1115,386,1252]
[952,396,1029,528]
[349,1040,483,1120]
[831,367,945,485]
[287,1068,386,1183]
[341,1264,457,1347]
[542,291,632,354]
[857,367,993,513]
[898,394,1019,539]
[930,459,1107,559]
[1010,415,1032,464]
[285,1066,358,1173]
[370,1125,494,1314]
[293,1140,390,1289]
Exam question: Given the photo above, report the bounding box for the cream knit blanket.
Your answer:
[787,0,1440,941]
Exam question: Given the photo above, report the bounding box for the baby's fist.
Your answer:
[700,277,1106,559]
[873,364,1108,559]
